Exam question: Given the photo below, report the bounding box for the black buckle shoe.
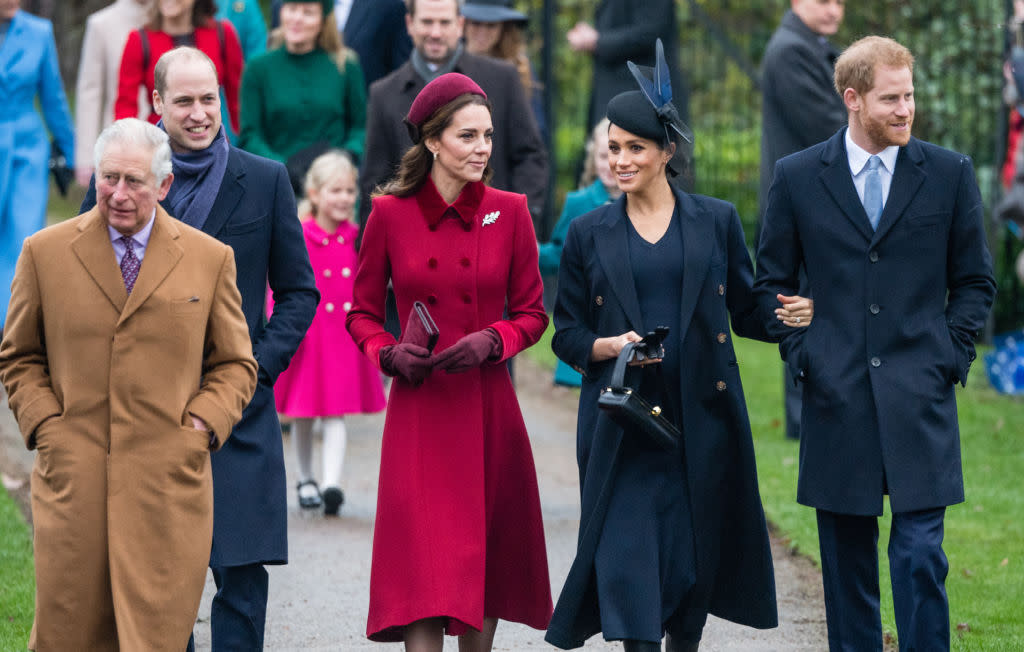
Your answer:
[297,479,322,509]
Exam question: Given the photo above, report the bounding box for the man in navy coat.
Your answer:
[83,47,318,650]
[755,36,996,651]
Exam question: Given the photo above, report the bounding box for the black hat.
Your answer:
[607,39,692,150]
[462,0,527,24]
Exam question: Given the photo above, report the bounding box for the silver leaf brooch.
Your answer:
[482,210,500,226]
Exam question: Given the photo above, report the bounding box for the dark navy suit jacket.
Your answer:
[755,129,996,516]
[83,147,319,565]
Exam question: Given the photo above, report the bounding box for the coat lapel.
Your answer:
[118,207,184,326]
[675,190,714,340]
[70,209,129,313]
[0,12,27,77]
[872,139,926,243]
[199,149,245,238]
[593,197,645,333]
[817,130,875,242]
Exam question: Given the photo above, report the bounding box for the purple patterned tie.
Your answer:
[120,236,140,294]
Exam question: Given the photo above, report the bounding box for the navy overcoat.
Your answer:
[545,189,778,648]
[754,129,996,516]
[83,146,319,565]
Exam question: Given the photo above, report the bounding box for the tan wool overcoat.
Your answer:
[0,206,258,651]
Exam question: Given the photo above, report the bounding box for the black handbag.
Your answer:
[48,140,73,197]
[597,341,681,451]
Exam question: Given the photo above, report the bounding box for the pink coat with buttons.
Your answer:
[346,179,552,641]
[271,218,385,417]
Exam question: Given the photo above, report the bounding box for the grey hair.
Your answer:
[93,118,173,185]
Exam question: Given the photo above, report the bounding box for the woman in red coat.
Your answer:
[115,0,243,134]
[346,73,552,651]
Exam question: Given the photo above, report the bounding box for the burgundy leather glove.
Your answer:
[379,343,434,386]
[432,328,502,373]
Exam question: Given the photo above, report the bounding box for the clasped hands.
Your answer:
[379,329,502,386]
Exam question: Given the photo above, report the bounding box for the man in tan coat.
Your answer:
[0,118,257,651]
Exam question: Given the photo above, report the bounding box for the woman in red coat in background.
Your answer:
[346,73,552,651]
[116,0,243,134]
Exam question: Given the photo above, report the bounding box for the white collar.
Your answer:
[845,129,899,176]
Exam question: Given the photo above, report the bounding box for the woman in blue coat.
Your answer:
[545,47,812,652]
[0,4,74,328]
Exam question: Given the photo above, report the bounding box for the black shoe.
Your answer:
[296,479,322,509]
[622,641,660,652]
[323,486,345,516]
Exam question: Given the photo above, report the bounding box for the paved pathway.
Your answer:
[1,358,828,651]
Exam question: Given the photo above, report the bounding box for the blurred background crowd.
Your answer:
[5,0,1024,378]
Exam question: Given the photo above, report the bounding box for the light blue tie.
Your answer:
[863,155,883,230]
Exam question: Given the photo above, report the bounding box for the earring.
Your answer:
[432,150,438,160]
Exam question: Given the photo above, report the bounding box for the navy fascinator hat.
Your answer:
[606,39,692,175]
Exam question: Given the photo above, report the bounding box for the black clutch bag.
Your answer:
[597,340,681,451]
[49,140,73,197]
[400,301,440,352]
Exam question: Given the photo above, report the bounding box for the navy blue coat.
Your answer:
[754,130,996,516]
[82,147,319,565]
[545,189,778,648]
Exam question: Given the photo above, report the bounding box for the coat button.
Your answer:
[325,302,335,313]
[869,303,880,315]
[343,301,352,311]
[428,257,438,269]
[869,250,879,262]
[341,267,351,278]
[870,357,881,367]
[337,235,345,244]
[323,269,332,278]
[461,257,471,267]
[595,295,604,306]
[321,237,329,246]
[461,293,472,304]
[718,284,725,296]
[717,332,727,344]
[427,294,437,305]
[715,380,727,391]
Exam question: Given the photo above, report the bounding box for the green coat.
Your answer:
[239,47,366,163]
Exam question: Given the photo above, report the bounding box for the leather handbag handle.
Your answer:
[609,341,637,390]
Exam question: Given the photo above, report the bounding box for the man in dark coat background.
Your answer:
[83,47,319,651]
[759,0,846,441]
[755,36,996,651]
[359,0,547,231]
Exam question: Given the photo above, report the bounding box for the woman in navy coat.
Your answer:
[545,64,811,651]
[0,3,74,328]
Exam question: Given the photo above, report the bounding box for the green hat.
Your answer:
[282,0,334,17]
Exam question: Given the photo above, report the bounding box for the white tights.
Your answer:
[292,417,347,495]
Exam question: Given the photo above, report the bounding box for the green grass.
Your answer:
[528,322,1024,649]
[0,487,34,649]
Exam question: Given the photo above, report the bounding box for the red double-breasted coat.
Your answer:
[347,179,552,641]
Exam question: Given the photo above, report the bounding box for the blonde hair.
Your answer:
[834,36,915,97]
[300,150,358,218]
[580,117,610,187]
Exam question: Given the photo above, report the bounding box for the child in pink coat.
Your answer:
[273,151,386,515]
